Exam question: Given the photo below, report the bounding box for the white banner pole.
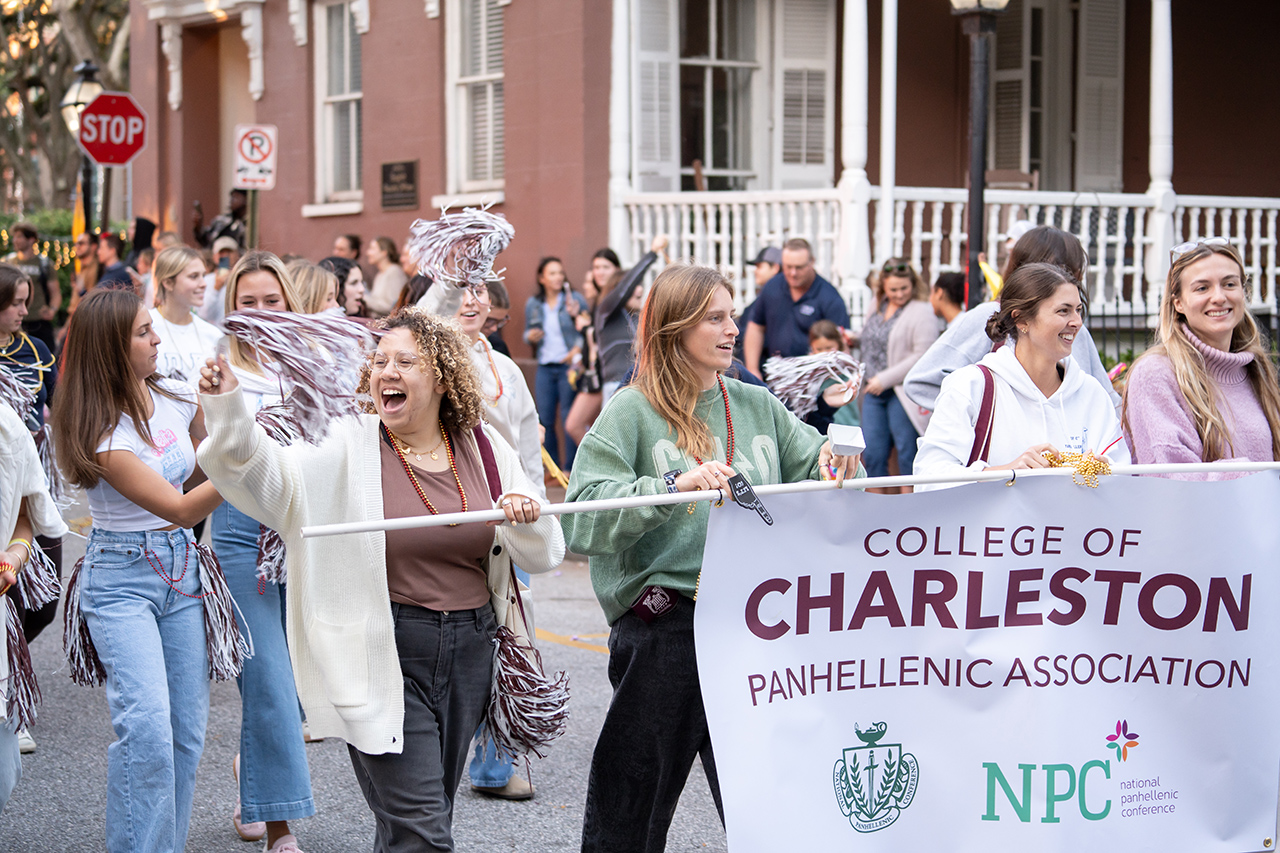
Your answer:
[297,461,1280,539]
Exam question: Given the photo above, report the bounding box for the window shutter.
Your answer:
[774,0,835,189]
[990,0,1027,172]
[633,0,679,192]
[460,0,504,186]
[1075,0,1124,191]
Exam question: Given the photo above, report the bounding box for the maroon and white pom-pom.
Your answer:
[0,364,36,424]
[221,310,377,444]
[764,351,865,419]
[406,207,514,286]
[6,597,40,729]
[63,557,107,688]
[485,625,571,760]
[196,544,252,682]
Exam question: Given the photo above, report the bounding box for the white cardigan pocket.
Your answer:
[309,615,371,708]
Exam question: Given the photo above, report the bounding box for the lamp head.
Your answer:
[950,0,1012,11]
[60,60,104,136]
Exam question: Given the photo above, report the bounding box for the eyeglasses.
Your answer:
[370,352,423,374]
[1170,237,1230,264]
[482,315,509,331]
[882,261,912,275]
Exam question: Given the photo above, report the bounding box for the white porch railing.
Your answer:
[879,187,1156,319]
[623,189,842,310]
[623,187,1280,338]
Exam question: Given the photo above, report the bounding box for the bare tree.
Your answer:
[1,0,129,211]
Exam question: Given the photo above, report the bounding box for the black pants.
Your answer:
[580,595,724,853]
[348,603,496,853]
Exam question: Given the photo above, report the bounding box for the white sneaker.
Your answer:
[16,729,35,754]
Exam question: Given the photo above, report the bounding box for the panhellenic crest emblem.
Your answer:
[832,721,919,833]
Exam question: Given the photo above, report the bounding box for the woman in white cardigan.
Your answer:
[856,260,941,481]
[197,308,564,852]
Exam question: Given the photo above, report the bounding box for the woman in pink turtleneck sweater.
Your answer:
[1123,240,1280,479]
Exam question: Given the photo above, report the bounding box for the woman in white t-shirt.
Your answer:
[150,246,223,386]
[50,289,225,852]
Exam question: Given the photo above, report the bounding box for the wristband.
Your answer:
[6,538,30,566]
[663,469,684,494]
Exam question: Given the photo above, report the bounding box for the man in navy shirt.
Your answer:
[96,233,135,291]
[742,237,849,379]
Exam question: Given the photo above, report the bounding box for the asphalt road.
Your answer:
[0,497,728,853]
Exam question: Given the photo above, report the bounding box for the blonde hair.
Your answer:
[1123,242,1280,461]
[291,262,339,314]
[356,308,484,436]
[152,246,203,304]
[224,250,306,372]
[634,264,733,457]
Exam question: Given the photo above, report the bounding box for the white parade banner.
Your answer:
[696,473,1280,853]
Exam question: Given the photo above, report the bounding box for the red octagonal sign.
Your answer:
[78,92,148,167]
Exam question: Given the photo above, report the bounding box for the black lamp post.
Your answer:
[951,0,1010,308]
[60,60,104,234]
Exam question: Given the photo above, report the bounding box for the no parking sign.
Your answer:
[234,124,278,190]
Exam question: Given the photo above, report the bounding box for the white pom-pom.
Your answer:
[764,351,865,419]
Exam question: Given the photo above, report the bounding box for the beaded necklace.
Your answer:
[384,422,468,526]
[687,374,735,514]
[478,337,504,406]
[0,331,53,393]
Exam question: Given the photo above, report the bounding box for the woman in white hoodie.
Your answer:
[914,262,1128,489]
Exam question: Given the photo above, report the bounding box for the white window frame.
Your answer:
[676,0,763,190]
[313,0,363,205]
[445,0,506,195]
[990,0,1117,192]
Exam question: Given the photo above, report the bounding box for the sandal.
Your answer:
[233,754,267,842]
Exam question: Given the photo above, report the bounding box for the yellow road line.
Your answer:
[535,628,609,654]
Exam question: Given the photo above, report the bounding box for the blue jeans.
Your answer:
[0,717,20,815]
[80,527,209,853]
[536,363,578,470]
[211,502,315,823]
[468,566,530,788]
[861,389,921,477]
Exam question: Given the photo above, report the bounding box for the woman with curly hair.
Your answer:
[197,308,564,851]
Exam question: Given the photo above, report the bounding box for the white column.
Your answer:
[160,21,183,111]
[837,0,872,286]
[1144,0,1175,301]
[608,0,635,262]
[874,0,898,265]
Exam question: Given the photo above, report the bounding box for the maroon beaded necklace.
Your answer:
[384,421,468,526]
[692,374,735,467]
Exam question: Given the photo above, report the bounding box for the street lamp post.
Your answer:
[950,0,1010,308]
[59,60,104,235]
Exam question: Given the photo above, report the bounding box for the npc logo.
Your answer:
[833,721,919,833]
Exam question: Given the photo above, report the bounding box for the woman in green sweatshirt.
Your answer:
[564,264,858,853]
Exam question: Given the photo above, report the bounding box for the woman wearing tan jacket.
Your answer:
[857,259,941,478]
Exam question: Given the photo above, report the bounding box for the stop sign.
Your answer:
[78,92,148,167]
